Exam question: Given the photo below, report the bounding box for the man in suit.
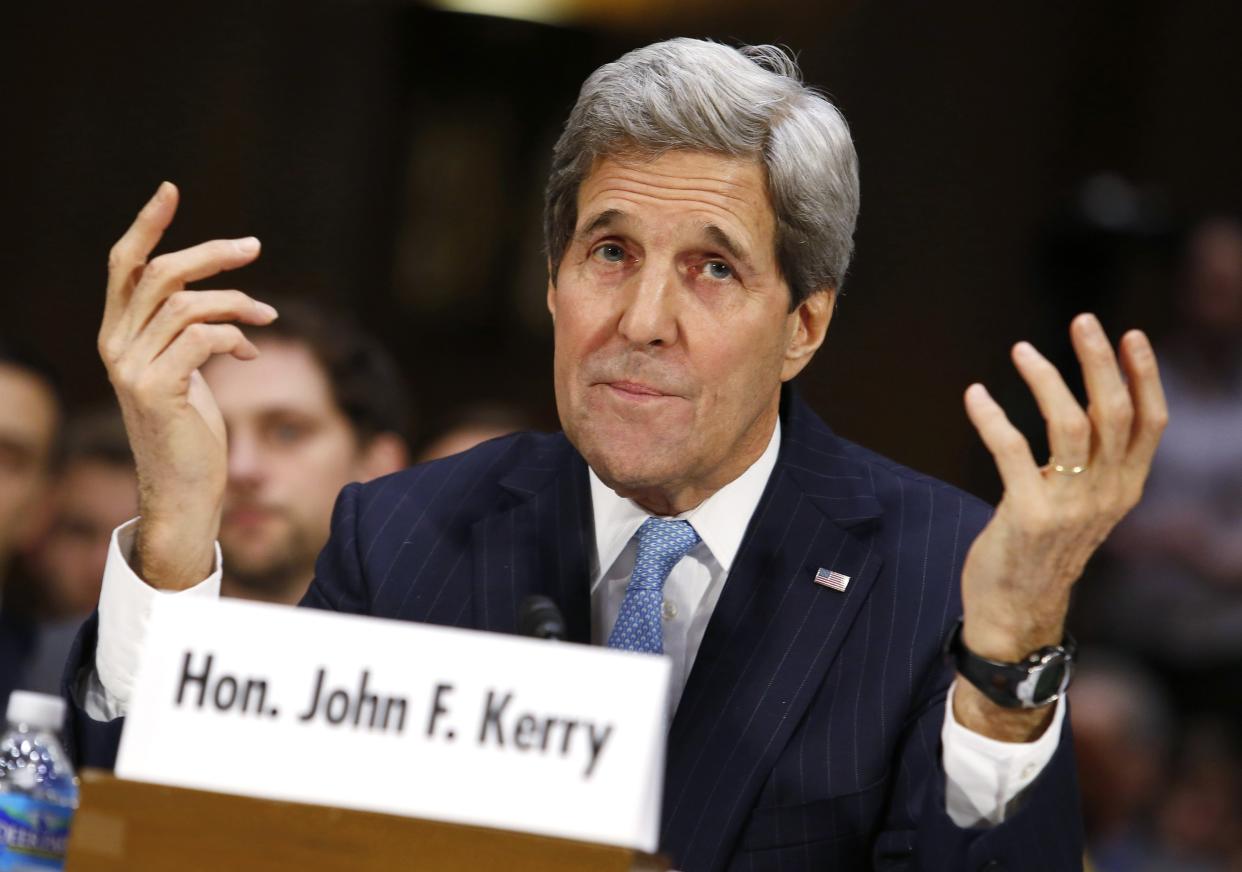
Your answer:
[16,408,137,697]
[71,39,1167,870]
[190,299,409,605]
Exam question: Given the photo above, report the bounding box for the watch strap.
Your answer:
[945,618,1076,710]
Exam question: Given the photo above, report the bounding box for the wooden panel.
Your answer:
[66,770,667,872]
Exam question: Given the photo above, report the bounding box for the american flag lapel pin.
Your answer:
[814,568,851,592]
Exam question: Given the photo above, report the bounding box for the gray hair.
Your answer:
[544,38,860,308]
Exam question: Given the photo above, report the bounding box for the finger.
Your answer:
[147,323,260,398]
[1118,329,1168,471]
[102,182,179,339]
[1011,341,1092,468]
[130,290,279,365]
[964,383,1042,497]
[123,237,262,336]
[1070,313,1133,461]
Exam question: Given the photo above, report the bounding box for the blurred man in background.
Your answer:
[1153,720,1242,870]
[205,299,411,605]
[19,408,138,695]
[0,341,62,709]
[31,409,136,618]
[1084,217,1242,719]
[1070,215,1242,871]
[1072,651,1173,871]
[7,302,411,700]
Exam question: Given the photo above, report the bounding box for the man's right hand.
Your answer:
[99,182,277,590]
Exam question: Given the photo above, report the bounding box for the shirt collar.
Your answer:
[588,418,782,585]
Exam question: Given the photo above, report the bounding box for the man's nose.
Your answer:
[617,263,679,348]
[227,432,265,486]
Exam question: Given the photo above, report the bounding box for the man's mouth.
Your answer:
[223,506,280,527]
[606,380,669,398]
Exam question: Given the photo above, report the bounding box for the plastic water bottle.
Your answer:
[0,692,78,871]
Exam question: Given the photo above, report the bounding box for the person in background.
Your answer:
[0,340,62,709]
[30,409,137,618]
[1083,216,1242,722]
[1155,720,1242,871]
[18,408,138,695]
[1072,651,1173,872]
[203,298,411,605]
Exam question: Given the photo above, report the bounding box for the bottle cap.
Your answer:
[6,691,67,730]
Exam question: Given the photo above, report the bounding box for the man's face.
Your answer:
[204,339,365,594]
[34,458,137,615]
[549,150,829,513]
[0,364,58,564]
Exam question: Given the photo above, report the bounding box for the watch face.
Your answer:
[1015,653,1070,707]
[1032,658,1069,702]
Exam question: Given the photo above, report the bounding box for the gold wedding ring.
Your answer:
[1048,457,1088,476]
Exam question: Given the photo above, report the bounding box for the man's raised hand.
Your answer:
[98,182,277,589]
[955,313,1168,738]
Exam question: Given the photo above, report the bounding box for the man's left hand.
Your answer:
[956,313,1168,740]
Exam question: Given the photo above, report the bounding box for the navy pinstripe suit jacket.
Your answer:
[65,391,1083,871]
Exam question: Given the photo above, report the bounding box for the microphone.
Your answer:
[518,595,567,641]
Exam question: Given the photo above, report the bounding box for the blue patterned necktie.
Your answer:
[606,517,701,655]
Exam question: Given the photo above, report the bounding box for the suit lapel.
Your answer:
[661,394,885,871]
[469,436,594,643]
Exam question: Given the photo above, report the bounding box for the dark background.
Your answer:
[5,0,1241,498]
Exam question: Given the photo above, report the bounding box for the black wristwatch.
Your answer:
[944,618,1076,710]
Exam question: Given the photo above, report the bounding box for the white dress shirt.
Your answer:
[89,418,1061,827]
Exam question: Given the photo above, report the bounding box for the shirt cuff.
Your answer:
[93,518,222,716]
[940,679,1064,827]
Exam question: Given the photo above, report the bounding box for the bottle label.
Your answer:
[0,794,71,870]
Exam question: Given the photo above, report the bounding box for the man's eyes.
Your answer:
[588,244,735,282]
[592,243,627,263]
[54,516,103,541]
[266,422,311,444]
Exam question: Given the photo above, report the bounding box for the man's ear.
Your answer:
[546,258,557,323]
[780,288,835,382]
[357,432,409,481]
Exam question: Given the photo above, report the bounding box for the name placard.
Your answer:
[116,597,670,851]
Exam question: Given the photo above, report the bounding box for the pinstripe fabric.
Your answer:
[65,389,1083,870]
[302,431,596,643]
